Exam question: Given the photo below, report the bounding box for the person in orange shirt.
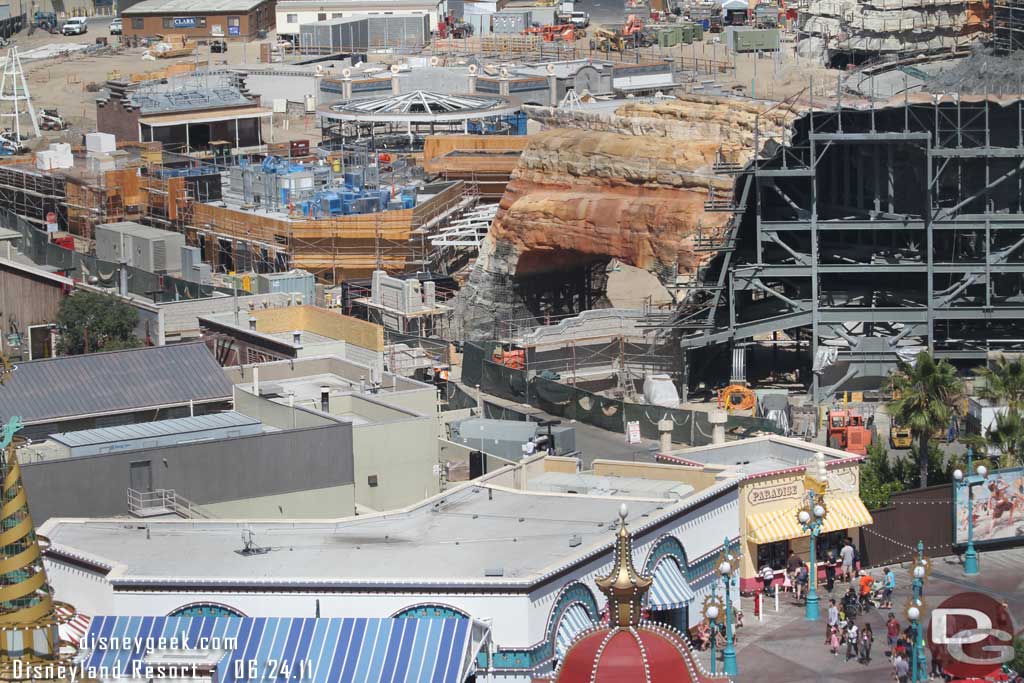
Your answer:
[858,571,875,612]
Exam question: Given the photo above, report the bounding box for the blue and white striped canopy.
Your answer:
[80,616,475,683]
[647,559,696,611]
[554,604,594,659]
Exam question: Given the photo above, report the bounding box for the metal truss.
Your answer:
[672,92,1024,403]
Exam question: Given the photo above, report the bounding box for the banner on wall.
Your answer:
[954,466,1024,545]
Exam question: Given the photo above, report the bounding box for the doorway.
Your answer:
[129,460,153,492]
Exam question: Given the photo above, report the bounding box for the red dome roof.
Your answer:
[556,623,725,683]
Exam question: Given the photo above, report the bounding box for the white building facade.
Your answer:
[42,481,740,681]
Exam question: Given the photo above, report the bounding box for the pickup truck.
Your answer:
[61,17,88,35]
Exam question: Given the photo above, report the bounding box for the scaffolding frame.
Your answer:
[665,89,1024,403]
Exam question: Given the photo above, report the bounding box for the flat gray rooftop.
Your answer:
[41,484,723,587]
[49,411,258,448]
[666,435,856,476]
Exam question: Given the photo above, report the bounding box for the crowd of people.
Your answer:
[750,538,955,681]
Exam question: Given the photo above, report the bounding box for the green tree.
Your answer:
[56,290,141,356]
[1012,635,1024,677]
[974,356,1024,410]
[984,407,1024,468]
[859,441,906,509]
[889,351,964,489]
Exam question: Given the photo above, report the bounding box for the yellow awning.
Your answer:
[747,494,874,545]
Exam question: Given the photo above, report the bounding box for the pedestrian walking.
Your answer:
[829,626,840,656]
[839,538,856,583]
[795,561,809,602]
[882,567,896,609]
[845,621,859,662]
[826,599,839,644]
[859,623,874,664]
[886,613,900,656]
[824,551,836,592]
[894,654,910,683]
[760,563,775,595]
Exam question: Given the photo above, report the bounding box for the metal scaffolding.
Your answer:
[994,0,1024,52]
[665,92,1024,403]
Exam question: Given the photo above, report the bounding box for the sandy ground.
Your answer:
[4,14,840,150]
[7,19,319,148]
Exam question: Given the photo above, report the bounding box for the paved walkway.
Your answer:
[697,547,1024,682]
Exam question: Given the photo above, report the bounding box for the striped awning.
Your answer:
[747,494,874,545]
[80,616,476,683]
[554,604,594,659]
[647,559,697,611]
[56,605,90,646]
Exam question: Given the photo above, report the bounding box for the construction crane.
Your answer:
[621,15,656,47]
[523,23,582,41]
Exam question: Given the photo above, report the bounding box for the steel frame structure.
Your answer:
[994,0,1024,52]
[669,92,1024,403]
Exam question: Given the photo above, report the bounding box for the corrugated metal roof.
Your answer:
[50,411,258,447]
[123,0,269,15]
[0,343,232,425]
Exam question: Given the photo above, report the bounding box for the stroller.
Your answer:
[841,588,861,618]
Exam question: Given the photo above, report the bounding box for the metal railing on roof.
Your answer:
[127,488,214,519]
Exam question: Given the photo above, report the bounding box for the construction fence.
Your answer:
[463,342,782,446]
[4,211,232,301]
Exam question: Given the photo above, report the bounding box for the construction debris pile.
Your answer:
[453,95,800,340]
[796,0,990,64]
[924,44,1024,93]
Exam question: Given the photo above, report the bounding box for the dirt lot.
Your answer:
[6,18,838,150]
[8,20,317,148]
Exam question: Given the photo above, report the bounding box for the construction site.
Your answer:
[0,0,1018,447]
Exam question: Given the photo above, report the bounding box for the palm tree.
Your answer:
[986,407,1024,468]
[889,351,964,488]
[974,356,1024,410]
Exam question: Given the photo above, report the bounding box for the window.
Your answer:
[317,12,326,20]
[162,17,174,28]
[228,15,240,26]
[757,539,789,571]
[286,13,297,22]
[196,16,206,27]
[368,475,379,487]
[131,17,144,29]
[169,603,245,618]
[815,530,848,561]
[331,13,343,18]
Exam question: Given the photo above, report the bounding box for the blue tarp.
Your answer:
[81,616,474,683]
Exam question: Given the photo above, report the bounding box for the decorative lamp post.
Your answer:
[702,588,724,674]
[952,447,988,576]
[718,538,738,677]
[798,452,829,621]
[906,598,926,683]
[797,491,828,621]
[907,543,931,676]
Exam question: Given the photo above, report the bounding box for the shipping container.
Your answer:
[726,26,779,51]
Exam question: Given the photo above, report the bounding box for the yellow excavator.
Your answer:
[590,27,625,52]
